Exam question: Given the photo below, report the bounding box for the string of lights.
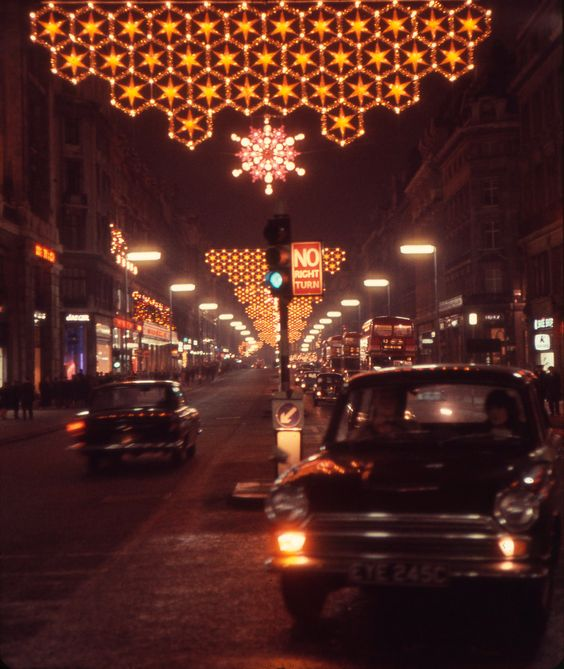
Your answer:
[30,0,492,148]
[206,246,345,347]
[132,290,174,328]
[110,223,139,274]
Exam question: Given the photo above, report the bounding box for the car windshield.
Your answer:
[90,385,171,411]
[333,382,531,445]
[318,375,342,384]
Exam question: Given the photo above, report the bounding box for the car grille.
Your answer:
[305,511,505,561]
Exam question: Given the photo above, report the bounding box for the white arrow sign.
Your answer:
[280,406,298,425]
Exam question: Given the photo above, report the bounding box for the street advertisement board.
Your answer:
[291,241,323,296]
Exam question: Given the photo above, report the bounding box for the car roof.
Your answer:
[92,379,180,390]
[347,364,536,389]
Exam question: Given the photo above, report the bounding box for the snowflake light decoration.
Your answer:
[231,117,305,195]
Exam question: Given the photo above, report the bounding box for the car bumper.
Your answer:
[266,555,550,581]
[70,440,184,455]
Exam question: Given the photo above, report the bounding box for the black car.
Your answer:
[265,365,563,649]
[313,373,344,405]
[299,372,318,393]
[67,380,201,471]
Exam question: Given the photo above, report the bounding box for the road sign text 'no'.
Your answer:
[291,242,323,296]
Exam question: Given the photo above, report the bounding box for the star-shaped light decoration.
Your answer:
[231,117,305,195]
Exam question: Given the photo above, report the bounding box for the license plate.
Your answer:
[349,562,449,587]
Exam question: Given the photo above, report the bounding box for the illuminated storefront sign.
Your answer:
[66,313,90,322]
[534,334,551,351]
[484,313,503,322]
[34,243,56,263]
[142,322,170,342]
[113,316,135,330]
[534,317,554,330]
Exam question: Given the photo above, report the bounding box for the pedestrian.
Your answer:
[21,378,35,420]
[0,383,8,419]
[545,367,562,416]
[7,381,21,419]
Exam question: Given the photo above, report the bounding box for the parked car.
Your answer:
[265,365,563,651]
[67,380,201,472]
[313,372,344,405]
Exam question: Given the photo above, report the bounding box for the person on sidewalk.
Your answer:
[546,367,562,416]
[0,383,8,419]
[21,379,35,420]
[5,382,21,419]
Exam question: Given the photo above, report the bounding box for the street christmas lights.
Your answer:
[30,1,492,149]
[232,116,305,195]
[205,246,345,347]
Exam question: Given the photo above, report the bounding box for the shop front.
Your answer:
[531,315,559,371]
[63,313,90,380]
[139,322,175,374]
[95,318,112,375]
[112,315,137,375]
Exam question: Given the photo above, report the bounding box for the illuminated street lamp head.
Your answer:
[309,329,319,335]
[400,245,436,255]
[327,311,342,318]
[235,325,246,331]
[313,324,325,330]
[364,279,390,287]
[341,299,360,307]
[218,313,234,321]
[241,330,251,336]
[230,321,243,327]
[319,318,332,324]
[170,283,196,292]
[199,303,218,311]
[126,251,161,262]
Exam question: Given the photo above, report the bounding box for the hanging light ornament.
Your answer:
[29,1,493,149]
[231,116,305,195]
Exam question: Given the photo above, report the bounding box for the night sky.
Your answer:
[119,0,535,251]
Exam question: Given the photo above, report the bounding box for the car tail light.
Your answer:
[66,420,86,434]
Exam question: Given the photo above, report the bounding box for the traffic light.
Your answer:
[264,214,292,297]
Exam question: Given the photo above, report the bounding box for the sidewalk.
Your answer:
[0,407,78,446]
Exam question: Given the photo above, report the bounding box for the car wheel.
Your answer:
[280,573,328,627]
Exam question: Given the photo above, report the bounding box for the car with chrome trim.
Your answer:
[67,380,201,472]
[265,365,563,650]
[312,372,344,406]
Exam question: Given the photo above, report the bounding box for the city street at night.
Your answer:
[1,0,563,667]
[1,369,563,669]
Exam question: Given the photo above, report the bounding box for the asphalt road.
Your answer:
[1,369,563,669]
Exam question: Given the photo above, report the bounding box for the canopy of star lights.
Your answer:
[231,116,305,195]
[205,247,345,347]
[132,290,173,328]
[30,1,492,148]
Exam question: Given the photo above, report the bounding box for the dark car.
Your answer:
[67,380,201,472]
[313,373,344,405]
[265,365,563,649]
[299,372,318,393]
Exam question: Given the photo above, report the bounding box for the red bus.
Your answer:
[360,316,417,369]
[322,335,344,372]
[343,331,361,374]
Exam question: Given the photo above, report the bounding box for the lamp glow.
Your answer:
[327,311,342,318]
[341,299,360,307]
[199,303,218,311]
[400,245,436,255]
[218,313,234,321]
[126,251,161,262]
[364,279,389,287]
[170,283,196,292]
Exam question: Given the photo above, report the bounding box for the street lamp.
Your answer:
[340,298,361,331]
[400,244,440,362]
[122,250,161,374]
[198,303,218,361]
[364,278,390,316]
[169,283,196,375]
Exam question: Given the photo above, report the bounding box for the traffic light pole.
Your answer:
[279,294,290,392]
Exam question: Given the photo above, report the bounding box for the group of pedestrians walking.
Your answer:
[0,380,36,420]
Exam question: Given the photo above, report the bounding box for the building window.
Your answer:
[483,220,501,249]
[61,268,87,304]
[64,158,83,196]
[484,264,504,294]
[60,207,86,250]
[482,178,499,206]
[64,117,80,145]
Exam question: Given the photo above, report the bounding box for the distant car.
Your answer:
[313,373,344,405]
[67,380,201,472]
[299,372,318,393]
[266,365,563,651]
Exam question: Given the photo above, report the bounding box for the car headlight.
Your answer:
[265,486,309,523]
[494,490,540,531]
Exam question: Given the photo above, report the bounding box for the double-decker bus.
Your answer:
[322,335,344,372]
[342,331,361,375]
[360,316,417,369]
